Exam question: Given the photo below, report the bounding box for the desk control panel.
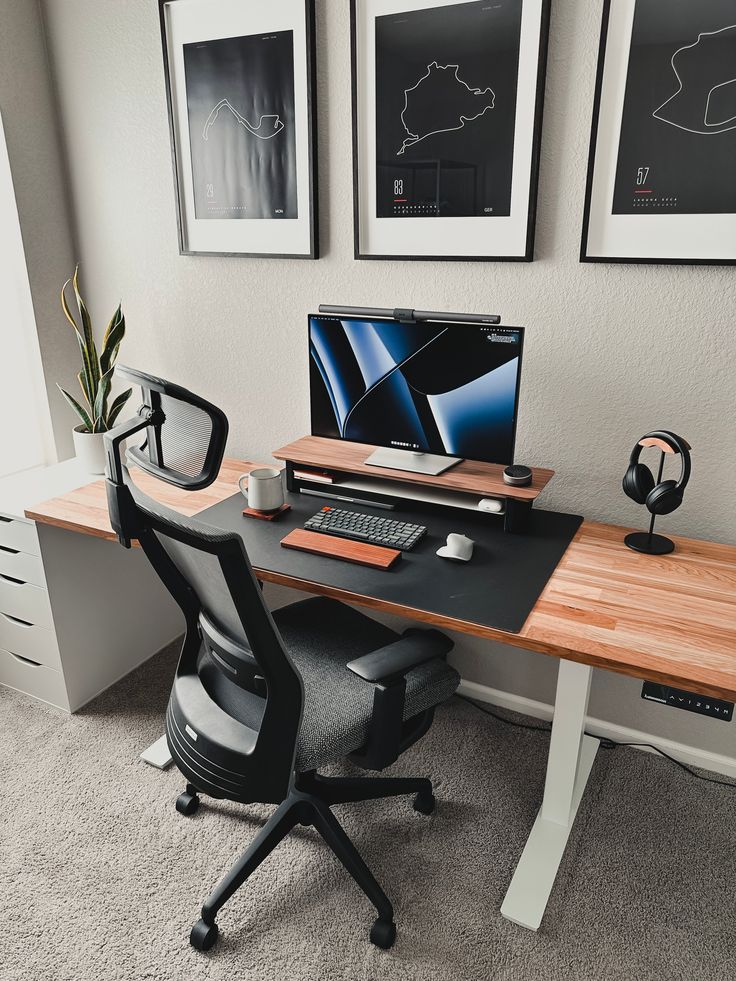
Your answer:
[642,683,734,722]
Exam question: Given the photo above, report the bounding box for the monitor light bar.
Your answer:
[317,305,501,326]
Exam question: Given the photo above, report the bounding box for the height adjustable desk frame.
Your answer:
[24,459,736,934]
[501,659,599,929]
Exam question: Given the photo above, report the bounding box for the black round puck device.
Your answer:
[503,465,533,487]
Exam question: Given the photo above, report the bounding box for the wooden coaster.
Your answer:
[243,504,291,522]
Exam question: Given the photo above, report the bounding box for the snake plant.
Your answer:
[57,267,132,434]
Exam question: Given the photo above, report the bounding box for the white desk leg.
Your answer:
[501,659,599,931]
[140,734,173,769]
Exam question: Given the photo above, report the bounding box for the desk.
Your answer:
[25,458,736,931]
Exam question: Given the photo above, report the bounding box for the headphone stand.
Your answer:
[624,450,675,555]
[624,529,675,555]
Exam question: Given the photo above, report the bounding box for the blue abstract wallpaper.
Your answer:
[309,317,522,465]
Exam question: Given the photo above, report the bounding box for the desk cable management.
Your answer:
[456,695,736,792]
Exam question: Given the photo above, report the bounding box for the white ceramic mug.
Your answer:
[239,467,285,513]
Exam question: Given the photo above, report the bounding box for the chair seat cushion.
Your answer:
[272,597,460,772]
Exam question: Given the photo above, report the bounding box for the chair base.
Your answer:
[183,771,434,951]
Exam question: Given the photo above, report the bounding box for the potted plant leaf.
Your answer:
[58,267,132,474]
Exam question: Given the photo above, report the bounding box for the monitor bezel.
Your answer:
[308,313,525,467]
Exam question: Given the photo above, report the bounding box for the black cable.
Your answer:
[597,739,736,790]
[456,694,551,733]
[457,694,736,792]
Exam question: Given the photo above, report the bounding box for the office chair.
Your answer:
[104,367,460,951]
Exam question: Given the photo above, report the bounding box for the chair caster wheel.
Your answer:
[413,791,435,815]
[176,791,200,816]
[190,918,218,951]
[370,917,396,949]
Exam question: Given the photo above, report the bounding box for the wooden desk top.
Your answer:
[24,458,251,541]
[26,459,736,701]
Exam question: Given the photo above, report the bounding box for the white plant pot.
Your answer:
[72,427,107,474]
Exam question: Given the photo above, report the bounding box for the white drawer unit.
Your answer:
[0,546,46,588]
[0,612,61,671]
[0,647,68,710]
[0,459,184,713]
[0,514,40,555]
[0,575,54,629]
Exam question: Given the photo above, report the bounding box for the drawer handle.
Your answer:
[0,545,20,555]
[8,651,42,668]
[0,612,33,628]
[0,516,12,524]
[0,573,25,585]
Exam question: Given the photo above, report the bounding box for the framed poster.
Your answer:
[159,0,318,258]
[350,0,551,261]
[582,0,736,265]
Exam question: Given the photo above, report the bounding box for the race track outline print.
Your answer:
[202,98,285,142]
[652,23,736,135]
[397,62,495,156]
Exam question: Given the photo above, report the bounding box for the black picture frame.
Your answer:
[350,0,551,262]
[581,0,736,267]
[158,0,319,259]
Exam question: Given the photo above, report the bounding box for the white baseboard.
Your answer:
[72,633,182,713]
[457,679,736,781]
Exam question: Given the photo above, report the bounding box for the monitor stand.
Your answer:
[364,447,462,476]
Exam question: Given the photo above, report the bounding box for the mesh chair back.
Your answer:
[116,365,228,490]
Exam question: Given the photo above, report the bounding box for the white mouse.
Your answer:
[436,533,474,562]
[478,497,503,513]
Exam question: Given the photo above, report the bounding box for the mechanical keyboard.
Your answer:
[304,506,427,551]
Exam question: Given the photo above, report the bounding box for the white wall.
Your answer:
[0,0,79,461]
[0,112,56,477]
[41,0,736,758]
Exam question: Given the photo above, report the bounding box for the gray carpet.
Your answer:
[3,641,735,981]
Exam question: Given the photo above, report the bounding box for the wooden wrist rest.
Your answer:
[280,529,401,570]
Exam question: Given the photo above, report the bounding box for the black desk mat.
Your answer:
[197,492,583,635]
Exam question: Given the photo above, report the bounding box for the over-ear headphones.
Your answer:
[623,431,691,516]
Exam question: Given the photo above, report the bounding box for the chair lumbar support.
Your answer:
[185,770,435,951]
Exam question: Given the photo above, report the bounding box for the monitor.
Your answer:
[308,314,523,474]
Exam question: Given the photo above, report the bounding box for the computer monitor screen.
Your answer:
[309,315,523,465]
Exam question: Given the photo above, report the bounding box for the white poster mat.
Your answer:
[585,0,736,262]
[163,0,313,256]
[354,0,545,258]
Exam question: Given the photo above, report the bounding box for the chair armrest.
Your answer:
[347,629,453,686]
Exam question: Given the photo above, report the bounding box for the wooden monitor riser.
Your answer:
[272,436,554,504]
